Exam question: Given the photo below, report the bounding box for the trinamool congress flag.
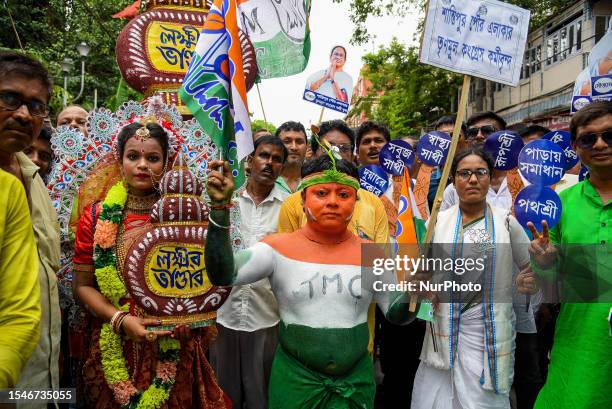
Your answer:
[238,0,311,79]
[179,0,253,186]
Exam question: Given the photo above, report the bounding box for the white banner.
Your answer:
[420,0,530,86]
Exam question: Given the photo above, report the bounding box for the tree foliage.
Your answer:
[335,0,575,44]
[357,39,462,137]
[250,119,277,134]
[0,0,139,118]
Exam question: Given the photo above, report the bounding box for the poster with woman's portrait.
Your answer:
[303,45,354,113]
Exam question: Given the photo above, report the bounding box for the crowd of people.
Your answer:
[0,50,610,409]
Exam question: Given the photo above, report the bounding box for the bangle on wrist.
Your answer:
[110,311,129,335]
[208,214,230,230]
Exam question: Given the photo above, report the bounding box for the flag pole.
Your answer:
[408,74,471,311]
[318,107,325,124]
[256,83,267,123]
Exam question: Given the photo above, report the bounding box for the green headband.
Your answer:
[299,126,360,191]
[298,169,361,191]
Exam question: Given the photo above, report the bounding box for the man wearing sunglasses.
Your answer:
[0,51,61,404]
[530,100,612,409]
[441,111,509,210]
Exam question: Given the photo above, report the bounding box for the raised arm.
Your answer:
[205,160,274,286]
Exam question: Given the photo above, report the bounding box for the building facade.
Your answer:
[467,0,611,130]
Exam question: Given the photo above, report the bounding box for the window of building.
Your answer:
[521,44,542,79]
[546,18,582,66]
[595,15,611,43]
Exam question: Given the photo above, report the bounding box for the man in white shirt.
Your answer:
[210,135,289,409]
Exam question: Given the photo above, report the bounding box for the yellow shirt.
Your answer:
[14,152,61,398]
[278,188,390,353]
[0,169,41,388]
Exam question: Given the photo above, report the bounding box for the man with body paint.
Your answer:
[205,154,422,409]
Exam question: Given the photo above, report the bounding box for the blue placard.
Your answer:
[518,140,566,186]
[359,165,389,197]
[591,75,612,97]
[571,95,592,113]
[484,130,523,170]
[303,90,349,114]
[379,140,415,176]
[542,130,580,170]
[579,165,589,181]
[417,131,451,167]
[514,185,562,231]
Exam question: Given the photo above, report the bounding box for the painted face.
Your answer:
[330,47,346,69]
[465,118,502,147]
[57,106,89,136]
[453,154,491,205]
[279,129,307,166]
[317,130,353,162]
[121,136,165,196]
[23,137,53,177]
[303,182,357,234]
[0,73,48,155]
[358,131,387,166]
[247,143,285,187]
[572,114,612,171]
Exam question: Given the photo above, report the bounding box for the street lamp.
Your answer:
[61,58,74,107]
[62,42,90,107]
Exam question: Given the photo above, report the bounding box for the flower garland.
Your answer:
[93,181,181,409]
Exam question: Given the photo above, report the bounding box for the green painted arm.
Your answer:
[385,291,419,325]
[205,209,237,286]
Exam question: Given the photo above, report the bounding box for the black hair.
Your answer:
[450,147,495,177]
[330,45,347,59]
[312,119,355,153]
[434,115,467,134]
[38,125,53,144]
[570,100,612,141]
[116,122,170,161]
[275,121,307,140]
[520,125,551,140]
[356,121,390,147]
[301,154,359,180]
[0,51,52,100]
[252,135,288,163]
[466,111,507,130]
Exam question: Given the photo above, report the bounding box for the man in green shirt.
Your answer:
[529,100,611,409]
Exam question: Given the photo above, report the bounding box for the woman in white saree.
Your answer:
[411,148,538,409]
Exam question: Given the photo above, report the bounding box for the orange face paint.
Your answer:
[303,182,357,235]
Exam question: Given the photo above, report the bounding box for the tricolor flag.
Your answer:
[180,0,253,187]
[395,168,421,280]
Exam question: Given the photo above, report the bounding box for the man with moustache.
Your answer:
[275,121,308,194]
[0,51,61,408]
[210,135,289,409]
